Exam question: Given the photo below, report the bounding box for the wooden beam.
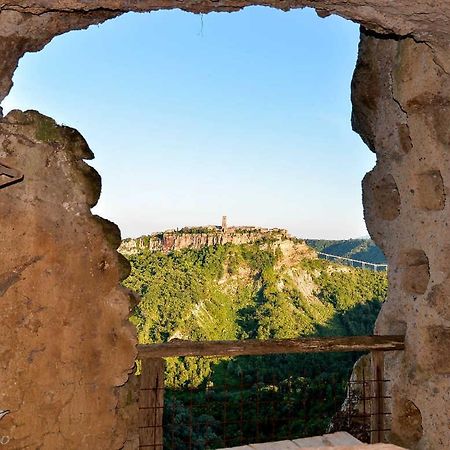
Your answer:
[371,351,386,444]
[137,335,405,359]
[139,358,165,450]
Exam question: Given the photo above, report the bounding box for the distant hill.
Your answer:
[123,238,387,444]
[122,233,387,445]
[305,238,386,264]
[124,239,386,348]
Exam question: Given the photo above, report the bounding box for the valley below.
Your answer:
[121,226,387,447]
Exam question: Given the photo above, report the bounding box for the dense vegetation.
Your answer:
[124,241,387,448]
[306,238,386,264]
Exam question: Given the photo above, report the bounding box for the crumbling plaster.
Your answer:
[0,1,449,449]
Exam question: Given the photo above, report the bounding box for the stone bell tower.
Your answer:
[221,215,228,231]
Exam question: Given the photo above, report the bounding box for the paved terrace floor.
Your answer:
[222,432,407,450]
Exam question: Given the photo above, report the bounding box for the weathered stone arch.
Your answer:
[0,2,449,449]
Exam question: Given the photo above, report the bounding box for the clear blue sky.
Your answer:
[2,7,374,239]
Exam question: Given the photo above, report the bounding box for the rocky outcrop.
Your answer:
[1,1,450,106]
[354,30,450,449]
[0,111,137,449]
[120,227,291,254]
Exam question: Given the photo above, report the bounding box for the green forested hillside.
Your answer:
[306,238,386,264]
[124,241,387,447]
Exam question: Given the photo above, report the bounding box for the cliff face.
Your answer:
[120,227,292,254]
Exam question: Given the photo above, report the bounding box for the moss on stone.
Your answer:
[32,113,94,159]
[34,115,61,144]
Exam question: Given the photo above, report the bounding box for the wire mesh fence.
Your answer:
[329,373,391,444]
[138,353,391,449]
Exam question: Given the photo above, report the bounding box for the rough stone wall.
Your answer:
[354,30,450,449]
[1,1,450,105]
[0,110,138,449]
[1,1,450,449]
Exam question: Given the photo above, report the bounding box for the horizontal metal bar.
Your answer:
[349,413,392,418]
[348,379,391,383]
[137,335,405,359]
[360,396,392,400]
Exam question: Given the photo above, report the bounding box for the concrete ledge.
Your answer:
[221,431,407,449]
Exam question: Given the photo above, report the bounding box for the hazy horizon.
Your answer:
[2,7,374,240]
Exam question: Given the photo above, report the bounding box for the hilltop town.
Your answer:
[119,216,294,254]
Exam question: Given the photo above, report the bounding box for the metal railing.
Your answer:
[317,252,388,272]
[137,335,404,449]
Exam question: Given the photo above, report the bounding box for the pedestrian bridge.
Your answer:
[317,253,388,272]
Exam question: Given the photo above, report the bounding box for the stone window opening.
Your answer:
[0,3,449,449]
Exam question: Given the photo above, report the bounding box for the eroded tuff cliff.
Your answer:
[120,227,293,254]
[354,30,450,449]
[0,110,138,449]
